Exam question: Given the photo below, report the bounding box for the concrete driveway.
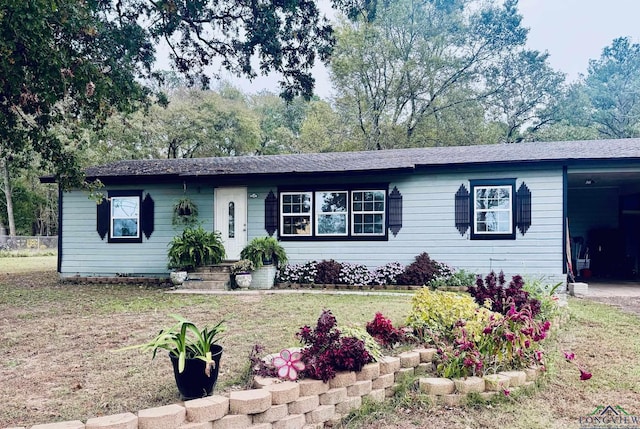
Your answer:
[582,281,640,297]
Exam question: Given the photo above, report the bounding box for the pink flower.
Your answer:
[579,369,592,381]
[563,351,575,361]
[272,349,305,381]
[534,350,544,362]
[502,388,510,396]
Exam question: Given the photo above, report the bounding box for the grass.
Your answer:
[0,253,57,272]
[0,268,412,427]
[1,259,639,428]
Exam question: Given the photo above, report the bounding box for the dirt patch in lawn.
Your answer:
[581,296,640,317]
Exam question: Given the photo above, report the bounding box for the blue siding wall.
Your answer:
[60,183,215,277]
[61,167,565,284]
[246,168,565,284]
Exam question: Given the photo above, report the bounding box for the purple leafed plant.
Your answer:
[468,271,541,317]
[297,309,372,382]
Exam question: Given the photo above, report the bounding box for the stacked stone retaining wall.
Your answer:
[8,348,541,429]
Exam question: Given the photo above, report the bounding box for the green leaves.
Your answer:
[116,314,225,374]
[167,226,226,271]
[240,236,288,269]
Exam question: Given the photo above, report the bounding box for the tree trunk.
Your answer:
[1,157,16,236]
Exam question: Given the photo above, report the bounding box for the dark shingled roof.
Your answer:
[83,138,640,180]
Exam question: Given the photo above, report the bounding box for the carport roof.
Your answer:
[75,138,640,181]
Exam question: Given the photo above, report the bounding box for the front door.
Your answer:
[214,187,247,260]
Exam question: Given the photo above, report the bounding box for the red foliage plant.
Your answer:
[366,312,405,347]
[297,309,372,382]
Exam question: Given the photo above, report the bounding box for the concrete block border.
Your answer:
[10,348,542,429]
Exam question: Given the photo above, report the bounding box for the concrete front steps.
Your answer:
[181,262,235,291]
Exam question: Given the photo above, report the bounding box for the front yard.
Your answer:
[1,262,639,428]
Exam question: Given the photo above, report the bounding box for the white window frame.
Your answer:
[280,192,313,237]
[351,190,386,236]
[315,191,349,236]
[473,185,513,236]
[110,195,141,239]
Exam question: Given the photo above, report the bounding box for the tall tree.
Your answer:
[330,0,528,149]
[0,0,358,232]
[92,89,262,160]
[250,92,310,155]
[584,37,640,138]
[484,50,565,143]
[0,0,354,187]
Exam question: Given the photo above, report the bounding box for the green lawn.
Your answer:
[0,254,56,272]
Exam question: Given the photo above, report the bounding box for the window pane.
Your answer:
[317,192,347,213]
[351,190,385,236]
[282,193,311,215]
[111,196,140,239]
[474,185,512,234]
[113,219,138,237]
[112,197,139,218]
[282,216,311,235]
[317,214,347,235]
[228,202,235,238]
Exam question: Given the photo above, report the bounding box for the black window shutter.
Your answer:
[141,193,155,239]
[96,198,109,240]
[264,190,278,236]
[388,186,403,236]
[455,184,470,236]
[516,182,532,235]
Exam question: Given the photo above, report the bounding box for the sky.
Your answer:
[518,0,640,81]
[177,0,640,99]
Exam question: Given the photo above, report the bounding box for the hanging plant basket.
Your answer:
[172,198,199,227]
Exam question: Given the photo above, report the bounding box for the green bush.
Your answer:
[428,269,477,289]
[167,226,226,271]
[406,288,488,341]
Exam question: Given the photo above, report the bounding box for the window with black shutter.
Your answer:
[96,190,154,243]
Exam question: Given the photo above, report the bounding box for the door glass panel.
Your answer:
[228,202,235,238]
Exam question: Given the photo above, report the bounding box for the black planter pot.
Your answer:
[169,344,223,400]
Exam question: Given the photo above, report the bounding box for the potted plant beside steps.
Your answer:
[231,259,254,289]
[240,237,288,289]
[167,226,226,288]
[118,315,225,400]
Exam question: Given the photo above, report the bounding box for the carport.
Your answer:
[567,168,640,281]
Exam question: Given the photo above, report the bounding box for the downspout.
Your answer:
[562,165,568,276]
[57,186,62,274]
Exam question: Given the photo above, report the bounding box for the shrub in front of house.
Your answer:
[370,261,405,285]
[396,252,441,286]
[276,255,474,287]
[277,261,317,284]
[338,262,373,285]
[366,312,408,348]
[427,267,477,289]
[406,288,484,342]
[314,259,342,284]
